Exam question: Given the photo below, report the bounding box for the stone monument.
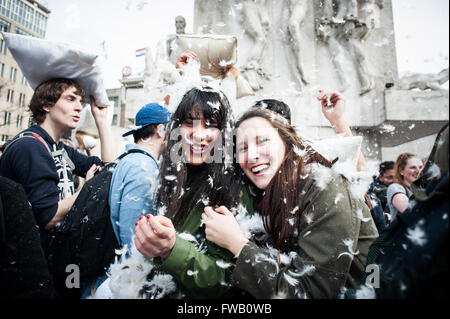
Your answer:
[115,1,448,161]
[167,15,188,64]
[192,0,448,161]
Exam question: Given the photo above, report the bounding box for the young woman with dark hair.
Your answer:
[201,94,379,299]
[133,86,255,298]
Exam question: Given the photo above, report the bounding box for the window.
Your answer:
[6,89,13,102]
[0,1,48,37]
[112,114,118,126]
[0,39,6,54]
[1,135,9,142]
[16,114,22,128]
[10,67,16,81]
[109,96,119,108]
[15,26,32,36]
[21,74,27,84]
[4,111,11,125]
[19,93,25,107]
[0,16,10,32]
[0,63,4,77]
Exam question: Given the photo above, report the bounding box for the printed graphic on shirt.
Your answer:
[51,145,75,200]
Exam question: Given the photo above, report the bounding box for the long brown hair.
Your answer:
[393,152,420,189]
[235,107,331,252]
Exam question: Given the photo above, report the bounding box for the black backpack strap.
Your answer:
[117,148,154,161]
[94,149,154,176]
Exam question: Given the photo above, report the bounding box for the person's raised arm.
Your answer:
[317,90,367,171]
[176,50,198,70]
[90,96,116,164]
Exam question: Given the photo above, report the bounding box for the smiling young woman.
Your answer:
[386,152,424,223]
[202,105,379,299]
[133,86,257,298]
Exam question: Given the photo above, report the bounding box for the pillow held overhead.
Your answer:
[174,34,254,99]
[1,32,110,107]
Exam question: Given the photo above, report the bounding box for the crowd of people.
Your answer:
[0,48,448,300]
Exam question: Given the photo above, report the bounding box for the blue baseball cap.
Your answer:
[122,102,171,137]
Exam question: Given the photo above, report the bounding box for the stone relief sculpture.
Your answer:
[316,1,350,92]
[398,68,449,91]
[359,0,384,40]
[282,0,310,88]
[194,0,228,34]
[238,0,271,91]
[317,0,383,95]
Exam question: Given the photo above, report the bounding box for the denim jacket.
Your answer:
[109,144,159,248]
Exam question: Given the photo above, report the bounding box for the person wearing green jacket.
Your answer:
[202,93,379,299]
[134,86,257,298]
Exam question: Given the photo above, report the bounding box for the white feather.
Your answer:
[108,240,154,299]
[283,272,299,287]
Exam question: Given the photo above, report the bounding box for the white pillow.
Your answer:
[174,34,253,99]
[1,32,110,107]
[309,136,363,168]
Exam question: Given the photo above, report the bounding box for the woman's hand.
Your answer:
[317,90,346,127]
[176,50,198,69]
[317,89,367,171]
[202,206,248,256]
[134,214,176,260]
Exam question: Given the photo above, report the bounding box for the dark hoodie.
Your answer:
[347,123,449,299]
[0,125,102,251]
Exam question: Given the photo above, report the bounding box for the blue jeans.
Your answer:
[80,273,108,299]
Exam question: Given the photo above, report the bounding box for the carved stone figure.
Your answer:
[340,17,374,95]
[282,0,310,88]
[167,15,187,63]
[398,68,449,91]
[316,3,350,92]
[238,0,270,91]
[317,0,382,95]
[194,0,228,34]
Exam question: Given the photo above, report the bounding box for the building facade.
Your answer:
[106,76,146,130]
[0,0,50,145]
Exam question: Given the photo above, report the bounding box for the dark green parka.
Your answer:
[232,170,379,298]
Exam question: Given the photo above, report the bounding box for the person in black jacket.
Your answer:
[347,123,448,299]
[0,176,57,298]
[0,78,115,254]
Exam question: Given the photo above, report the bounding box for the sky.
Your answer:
[43,0,449,90]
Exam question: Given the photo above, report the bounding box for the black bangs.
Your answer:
[156,86,239,227]
[173,86,228,130]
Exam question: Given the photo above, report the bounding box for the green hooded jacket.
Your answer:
[232,169,379,298]
[157,178,258,298]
